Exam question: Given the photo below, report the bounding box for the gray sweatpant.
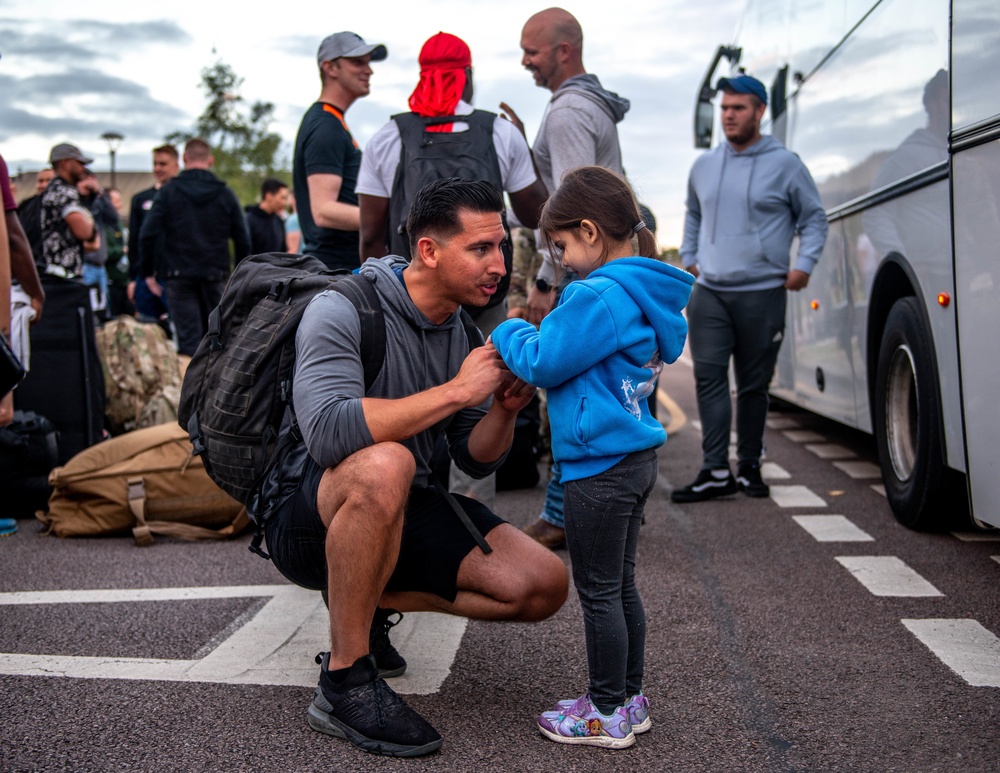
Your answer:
[687,284,787,471]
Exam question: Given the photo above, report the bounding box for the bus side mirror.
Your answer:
[695,99,715,149]
[693,45,742,149]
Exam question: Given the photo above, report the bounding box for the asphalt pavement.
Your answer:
[2,358,998,772]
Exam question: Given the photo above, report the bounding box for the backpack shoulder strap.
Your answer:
[329,273,387,392]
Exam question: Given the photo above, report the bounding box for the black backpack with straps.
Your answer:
[387,110,512,312]
[178,253,387,510]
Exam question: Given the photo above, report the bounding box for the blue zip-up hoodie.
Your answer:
[491,257,693,483]
[680,135,828,291]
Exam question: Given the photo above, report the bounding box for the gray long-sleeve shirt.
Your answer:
[292,255,497,486]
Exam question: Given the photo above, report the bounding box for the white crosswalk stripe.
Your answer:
[835,556,943,597]
[804,443,857,459]
[951,531,1000,542]
[761,462,790,480]
[770,485,827,508]
[832,461,882,479]
[871,484,887,497]
[765,416,800,430]
[793,515,874,542]
[902,619,1000,687]
[782,429,826,443]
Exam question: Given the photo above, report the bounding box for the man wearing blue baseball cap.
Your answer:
[672,73,828,503]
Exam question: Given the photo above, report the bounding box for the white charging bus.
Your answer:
[693,0,1000,530]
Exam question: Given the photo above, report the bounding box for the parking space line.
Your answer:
[832,461,882,479]
[871,484,887,497]
[761,462,790,480]
[793,515,874,542]
[782,430,826,443]
[804,443,857,460]
[0,585,465,694]
[902,619,1000,687]
[766,416,800,430]
[770,486,827,508]
[835,557,943,597]
[951,532,1000,542]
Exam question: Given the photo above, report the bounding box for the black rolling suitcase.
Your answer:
[14,276,105,463]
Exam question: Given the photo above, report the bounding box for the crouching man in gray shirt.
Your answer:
[263,178,569,758]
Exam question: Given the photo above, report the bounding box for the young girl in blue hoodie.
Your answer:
[490,166,694,748]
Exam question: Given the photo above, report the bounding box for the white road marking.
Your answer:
[804,443,857,460]
[902,619,1000,687]
[766,416,800,430]
[793,515,874,542]
[833,461,882,479]
[770,486,827,508]
[761,462,790,480]
[782,430,826,443]
[691,420,701,432]
[951,532,1000,542]
[871,484,887,497]
[0,585,465,694]
[835,557,943,597]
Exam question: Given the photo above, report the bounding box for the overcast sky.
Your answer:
[0,1,743,246]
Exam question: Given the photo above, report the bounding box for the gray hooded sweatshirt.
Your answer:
[680,135,828,291]
[533,74,630,195]
[291,255,497,487]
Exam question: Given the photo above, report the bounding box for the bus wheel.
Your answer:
[874,297,947,530]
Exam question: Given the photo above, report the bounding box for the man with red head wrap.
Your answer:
[358,31,547,264]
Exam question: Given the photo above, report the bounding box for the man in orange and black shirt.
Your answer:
[293,32,387,270]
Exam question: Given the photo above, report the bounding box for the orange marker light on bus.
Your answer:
[810,299,820,310]
[938,292,951,307]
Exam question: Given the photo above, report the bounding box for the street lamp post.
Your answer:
[100,131,124,188]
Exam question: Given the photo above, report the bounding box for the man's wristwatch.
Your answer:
[534,278,552,293]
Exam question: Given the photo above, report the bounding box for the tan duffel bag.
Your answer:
[38,422,249,546]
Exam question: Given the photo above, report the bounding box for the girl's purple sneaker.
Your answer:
[537,693,635,748]
[552,691,651,734]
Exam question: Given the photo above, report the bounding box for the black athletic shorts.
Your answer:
[264,456,505,602]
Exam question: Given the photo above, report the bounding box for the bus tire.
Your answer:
[874,297,948,530]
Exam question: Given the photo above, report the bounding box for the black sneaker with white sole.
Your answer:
[737,463,770,498]
[670,469,739,503]
[309,653,442,758]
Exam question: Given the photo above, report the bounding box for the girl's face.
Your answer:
[550,221,604,278]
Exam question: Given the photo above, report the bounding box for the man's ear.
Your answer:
[579,219,600,246]
[414,235,439,268]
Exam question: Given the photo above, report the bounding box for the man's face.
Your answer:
[36,169,54,194]
[109,189,122,212]
[431,209,508,308]
[327,55,374,100]
[720,92,765,148]
[152,152,180,184]
[58,159,88,185]
[520,22,561,91]
[263,187,289,215]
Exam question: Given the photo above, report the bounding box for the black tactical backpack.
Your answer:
[177,253,386,509]
[388,110,512,311]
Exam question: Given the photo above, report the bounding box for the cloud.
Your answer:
[0,18,191,63]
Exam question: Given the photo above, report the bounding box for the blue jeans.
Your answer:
[82,264,108,313]
[563,448,658,714]
[538,461,565,529]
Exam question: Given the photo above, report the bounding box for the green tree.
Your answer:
[168,60,289,204]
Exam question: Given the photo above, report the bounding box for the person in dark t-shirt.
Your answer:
[292,31,387,270]
[245,178,289,254]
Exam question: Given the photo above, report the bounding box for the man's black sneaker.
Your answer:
[737,463,770,498]
[371,608,407,678]
[309,653,442,758]
[670,469,739,503]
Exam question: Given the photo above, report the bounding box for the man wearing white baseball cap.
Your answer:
[293,32,387,270]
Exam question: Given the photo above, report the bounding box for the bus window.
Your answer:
[787,0,948,210]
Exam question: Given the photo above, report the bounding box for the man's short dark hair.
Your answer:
[261,178,288,199]
[406,178,504,251]
[152,144,179,161]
